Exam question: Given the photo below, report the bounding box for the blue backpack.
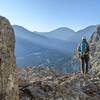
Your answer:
[79,40,88,55]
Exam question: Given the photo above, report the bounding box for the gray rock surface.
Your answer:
[18,67,100,100]
[0,16,19,100]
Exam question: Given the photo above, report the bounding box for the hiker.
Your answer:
[77,36,90,74]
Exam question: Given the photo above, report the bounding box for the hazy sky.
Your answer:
[0,0,100,32]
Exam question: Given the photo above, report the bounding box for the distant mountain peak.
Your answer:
[50,27,75,32]
[12,25,32,33]
[13,24,97,42]
[77,25,96,33]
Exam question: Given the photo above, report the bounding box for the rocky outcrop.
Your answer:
[0,16,19,100]
[18,67,100,100]
[90,25,100,49]
[90,25,100,72]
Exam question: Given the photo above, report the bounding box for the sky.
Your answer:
[0,0,100,32]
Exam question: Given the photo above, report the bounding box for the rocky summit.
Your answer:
[0,16,19,100]
[18,67,100,100]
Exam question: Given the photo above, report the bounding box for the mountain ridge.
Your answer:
[13,24,97,68]
[13,24,96,33]
[13,25,96,41]
[13,25,76,68]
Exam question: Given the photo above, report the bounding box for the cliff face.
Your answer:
[90,25,100,71]
[0,16,19,100]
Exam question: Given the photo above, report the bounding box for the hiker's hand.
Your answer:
[85,52,89,55]
[78,52,81,58]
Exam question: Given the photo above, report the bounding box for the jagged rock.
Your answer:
[0,16,19,100]
[18,67,100,100]
[90,25,100,73]
[90,25,100,43]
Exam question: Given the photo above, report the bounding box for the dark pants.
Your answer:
[80,55,89,74]
[0,58,1,66]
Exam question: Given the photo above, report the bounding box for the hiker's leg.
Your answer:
[85,56,89,74]
[81,58,85,73]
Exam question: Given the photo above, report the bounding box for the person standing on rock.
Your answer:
[77,36,90,74]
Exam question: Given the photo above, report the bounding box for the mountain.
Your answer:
[38,27,75,40]
[13,25,76,69]
[13,25,97,71]
[15,37,71,70]
[67,25,96,43]
[37,25,96,43]
[13,25,75,54]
